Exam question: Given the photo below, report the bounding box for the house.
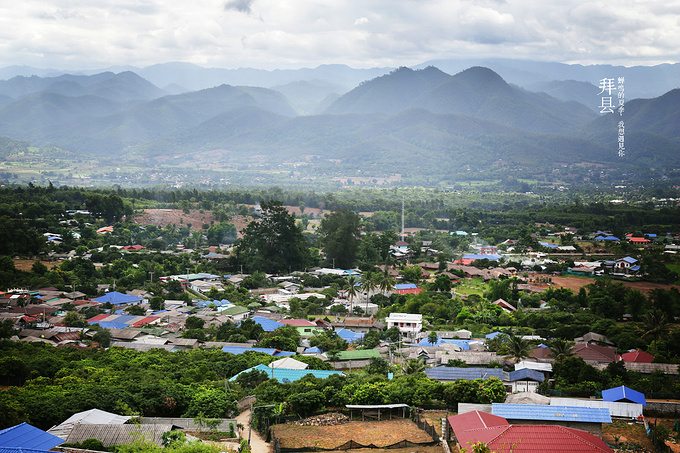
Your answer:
[220,305,250,322]
[614,256,640,274]
[229,364,342,383]
[331,349,383,370]
[250,316,285,332]
[575,332,615,347]
[331,316,384,333]
[280,318,320,336]
[269,357,308,369]
[507,368,545,393]
[617,349,654,363]
[447,411,613,453]
[92,291,143,306]
[573,343,617,363]
[425,367,506,383]
[491,403,612,438]
[47,409,131,440]
[492,298,517,312]
[385,313,423,339]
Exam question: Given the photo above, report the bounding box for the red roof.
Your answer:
[573,343,617,363]
[629,237,650,243]
[396,288,423,295]
[618,350,654,363]
[87,314,110,323]
[457,425,613,453]
[530,346,553,359]
[448,411,509,435]
[280,318,316,327]
[131,316,159,327]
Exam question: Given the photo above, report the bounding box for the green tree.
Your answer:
[499,333,530,363]
[319,208,361,269]
[233,201,311,273]
[402,358,426,375]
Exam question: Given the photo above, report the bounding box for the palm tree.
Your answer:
[501,333,531,363]
[642,309,669,342]
[378,268,396,297]
[359,272,377,315]
[547,338,574,362]
[346,276,358,314]
[402,358,426,375]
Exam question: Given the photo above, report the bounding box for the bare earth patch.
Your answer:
[13,259,61,271]
[535,275,680,295]
[273,420,434,449]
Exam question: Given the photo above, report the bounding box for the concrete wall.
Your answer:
[645,401,680,417]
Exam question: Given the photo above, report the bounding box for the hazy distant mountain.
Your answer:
[525,80,600,112]
[415,59,680,100]
[0,71,166,102]
[271,79,347,115]
[325,66,596,134]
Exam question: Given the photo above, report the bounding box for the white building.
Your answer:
[385,313,423,339]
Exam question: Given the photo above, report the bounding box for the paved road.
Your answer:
[237,409,271,453]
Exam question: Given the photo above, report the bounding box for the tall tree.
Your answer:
[318,208,361,269]
[233,201,311,273]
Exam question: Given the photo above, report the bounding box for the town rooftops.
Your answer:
[492,403,612,423]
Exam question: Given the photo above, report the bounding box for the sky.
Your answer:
[0,0,678,71]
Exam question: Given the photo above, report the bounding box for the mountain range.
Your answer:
[0,63,677,182]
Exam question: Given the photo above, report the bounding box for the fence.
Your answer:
[413,411,440,443]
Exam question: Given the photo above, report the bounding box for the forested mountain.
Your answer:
[0,66,676,180]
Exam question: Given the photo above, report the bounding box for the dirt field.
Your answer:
[535,275,680,295]
[132,209,251,237]
[273,420,434,449]
[13,259,61,271]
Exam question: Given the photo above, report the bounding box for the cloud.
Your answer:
[354,17,369,26]
[224,0,255,15]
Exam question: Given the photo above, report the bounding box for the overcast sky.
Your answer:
[1,0,678,70]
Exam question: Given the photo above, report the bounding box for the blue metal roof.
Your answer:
[395,283,417,290]
[486,332,502,339]
[602,385,646,406]
[492,404,612,423]
[463,254,501,261]
[508,368,545,382]
[229,364,342,382]
[416,338,472,350]
[91,321,129,330]
[0,423,64,450]
[222,346,278,355]
[335,328,364,343]
[619,256,638,264]
[92,291,142,305]
[249,316,284,332]
[304,346,323,354]
[425,367,507,381]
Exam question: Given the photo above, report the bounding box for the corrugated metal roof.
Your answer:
[229,364,342,382]
[456,424,613,453]
[550,398,643,418]
[448,410,509,435]
[508,368,545,382]
[47,409,130,439]
[492,403,612,423]
[602,386,646,406]
[334,349,381,360]
[249,316,284,332]
[0,448,58,453]
[64,424,172,447]
[222,346,280,355]
[425,367,507,381]
[0,423,64,450]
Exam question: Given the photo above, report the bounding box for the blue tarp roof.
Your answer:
[221,346,279,356]
[229,364,342,382]
[602,385,646,406]
[0,423,64,450]
[304,346,323,354]
[425,367,507,381]
[250,316,284,332]
[492,404,612,423]
[507,368,545,382]
[486,332,503,339]
[539,242,559,249]
[92,291,142,305]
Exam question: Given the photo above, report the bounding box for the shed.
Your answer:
[602,386,646,407]
[48,408,131,439]
[64,424,173,447]
[491,403,611,438]
[346,404,409,421]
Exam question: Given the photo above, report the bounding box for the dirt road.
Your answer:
[237,409,271,453]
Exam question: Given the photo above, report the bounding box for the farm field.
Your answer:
[273,419,434,450]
